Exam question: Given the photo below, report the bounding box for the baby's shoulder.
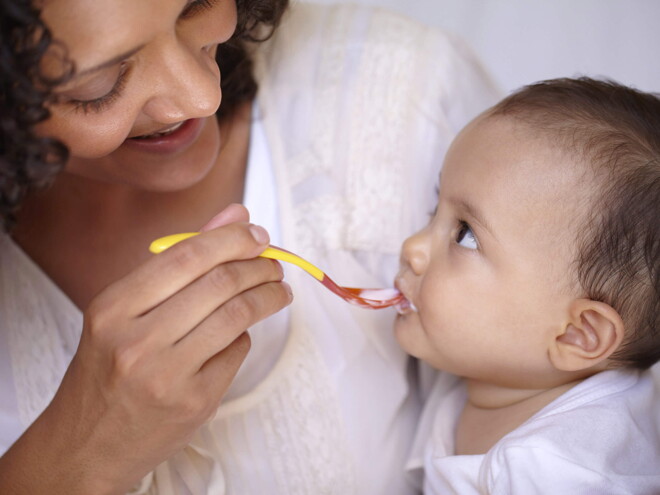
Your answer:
[482,370,660,493]
[494,369,659,453]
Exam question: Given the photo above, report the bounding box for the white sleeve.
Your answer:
[0,329,23,456]
[486,445,636,495]
[423,457,485,495]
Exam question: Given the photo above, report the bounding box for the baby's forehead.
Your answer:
[479,112,599,167]
[448,114,587,177]
[467,114,596,181]
[443,114,597,235]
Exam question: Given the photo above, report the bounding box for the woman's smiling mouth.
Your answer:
[123,118,206,154]
[130,121,186,139]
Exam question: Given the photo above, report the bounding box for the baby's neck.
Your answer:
[455,378,581,456]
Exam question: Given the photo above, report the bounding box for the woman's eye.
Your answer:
[68,62,131,114]
[456,221,478,250]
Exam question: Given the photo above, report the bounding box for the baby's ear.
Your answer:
[549,299,625,372]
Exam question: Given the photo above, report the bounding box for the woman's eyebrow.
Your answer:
[74,45,145,78]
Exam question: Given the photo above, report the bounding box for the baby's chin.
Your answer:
[393,311,425,360]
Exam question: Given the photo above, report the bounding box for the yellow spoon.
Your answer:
[149,232,408,310]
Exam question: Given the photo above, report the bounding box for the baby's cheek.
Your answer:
[419,277,450,315]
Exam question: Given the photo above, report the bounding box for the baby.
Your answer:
[395,78,660,494]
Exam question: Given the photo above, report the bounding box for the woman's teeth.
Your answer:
[133,121,185,139]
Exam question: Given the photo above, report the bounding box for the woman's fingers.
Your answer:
[140,257,285,345]
[175,278,293,372]
[40,207,290,493]
[199,203,249,231]
[94,222,270,319]
[195,332,251,407]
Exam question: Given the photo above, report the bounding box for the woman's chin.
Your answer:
[65,116,222,192]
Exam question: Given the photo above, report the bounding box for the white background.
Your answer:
[306,0,660,94]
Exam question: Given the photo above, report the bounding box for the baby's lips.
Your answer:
[393,277,417,315]
[394,296,418,315]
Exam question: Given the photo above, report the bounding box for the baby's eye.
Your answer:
[456,221,478,250]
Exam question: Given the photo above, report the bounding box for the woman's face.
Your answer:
[38,0,238,191]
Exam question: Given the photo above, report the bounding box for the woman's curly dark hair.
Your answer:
[216,0,289,119]
[0,0,70,232]
[0,0,289,232]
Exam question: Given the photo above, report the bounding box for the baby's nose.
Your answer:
[400,230,430,276]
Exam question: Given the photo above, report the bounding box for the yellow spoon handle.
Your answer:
[259,246,324,280]
[149,233,324,281]
[149,233,199,253]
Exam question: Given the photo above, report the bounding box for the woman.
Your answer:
[0,0,499,493]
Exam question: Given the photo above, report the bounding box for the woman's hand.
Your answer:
[0,204,292,495]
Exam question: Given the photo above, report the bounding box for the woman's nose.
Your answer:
[141,40,221,123]
[401,228,430,276]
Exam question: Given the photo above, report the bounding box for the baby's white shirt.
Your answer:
[407,369,660,494]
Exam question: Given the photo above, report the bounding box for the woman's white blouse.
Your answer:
[0,3,503,493]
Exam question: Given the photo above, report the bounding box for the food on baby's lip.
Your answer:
[394,297,417,315]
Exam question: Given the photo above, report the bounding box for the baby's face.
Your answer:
[395,115,592,388]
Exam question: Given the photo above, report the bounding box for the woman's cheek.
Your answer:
[38,106,137,159]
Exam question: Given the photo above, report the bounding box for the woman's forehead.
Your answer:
[41,0,176,70]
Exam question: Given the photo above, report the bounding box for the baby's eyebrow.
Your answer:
[450,197,497,240]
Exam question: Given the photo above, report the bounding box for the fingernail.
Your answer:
[249,224,270,245]
[282,281,294,300]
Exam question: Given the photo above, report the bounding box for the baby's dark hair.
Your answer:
[490,77,660,369]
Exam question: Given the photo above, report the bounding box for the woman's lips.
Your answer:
[122,118,205,154]
[133,121,186,138]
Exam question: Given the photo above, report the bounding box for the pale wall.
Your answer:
[305,0,660,94]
